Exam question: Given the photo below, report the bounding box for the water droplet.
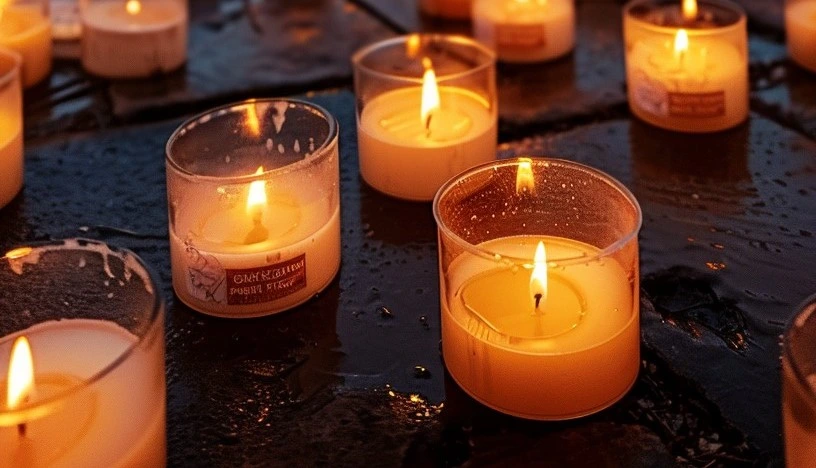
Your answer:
[413,365,431,379]
[378,306,394,318]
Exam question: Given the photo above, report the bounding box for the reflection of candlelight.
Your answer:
[246,103,261,137]
[7,336,34,436]
[125,0,142,15]
[405,34,421,58]
[515,157,535,194]
[682,0,697,21]
[530,241,547,312]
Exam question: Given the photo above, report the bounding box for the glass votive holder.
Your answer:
[623,0,748,133]
[472,0,575,63]
[352,35,497,201]
[433,158,642,420]
[786,0,816,73]
[783,294,816,467]
[79,0,188,78]
[420,0,472,20]
[0,0,51,88]
[0,239,165,467]
[0,48,22,210]
[166,98,341,319]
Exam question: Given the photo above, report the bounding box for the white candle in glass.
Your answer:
[786,0,816,73]
[0,0,52,88]
[0,49,22,209]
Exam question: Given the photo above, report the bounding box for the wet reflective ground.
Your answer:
[2,0,815,466]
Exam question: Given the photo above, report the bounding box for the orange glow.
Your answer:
[674,29,689,58]
[682,0,697,21]
[515,158,535,194]
[530,241,547,311]
[6,337,34,410]
[4,247,32,260]
[246,167,267,214]
[420,58,440,128]
[126,0,142,15]
[246,103,261,137]
[406,34,421,58]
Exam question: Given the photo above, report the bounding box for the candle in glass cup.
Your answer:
[0,240,166,467]
[166,99,341,318]
[0,48,22,210]
[434,158,642,419]
[623,0,748,132]
[353,35,498,201]
[472,0,575,63]
[786,0,816,73]
[80,0,187,78]
[0,0,51,88]
[783,294,816,468]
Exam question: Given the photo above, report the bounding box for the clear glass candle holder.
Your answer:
[786,0,816,73]
[472,0,575,63]
[420,0,472,20]
[166,98,341,319]
[0,0,51,88]
[0,48,22,210]
[623,0,748,133]
[352,35,497,201]
[433,158,642,420]
[783,294,816,467]
[0,239,165,467]
[79,0,188,78]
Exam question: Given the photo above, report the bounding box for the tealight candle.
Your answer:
[783,294,816,468]
[623,0,748,132]
[80,0,187,78]
[166,99,341,318]
[0,240,165,467]
[434,158,642,419]
[353,35,497,201]
[786,0,816,73]
[472,0,575,63]
[0,0,51,88]
[0,48,22,209]
[420,0,472,19]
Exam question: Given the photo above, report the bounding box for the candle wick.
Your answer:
[17,423,26,438]
[425,114,433,138]
[534,293,543,310]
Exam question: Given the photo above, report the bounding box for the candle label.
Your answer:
[224,254,307,305]
[494,23,547,53]
[633,74,725,119]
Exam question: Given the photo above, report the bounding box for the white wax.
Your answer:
[80,0,187,78]
[358,87,497,201]
[0,7,52,88]
[441,236,639,419]
[627,34,748,132]
[0,120,23,209]
[0,319,165,468]
[473,0,575,63]
[786,1,816,73]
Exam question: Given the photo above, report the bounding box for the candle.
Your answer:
[166,99,341,318]
[0,240,166,468]
[786,0,816,73]
[0,48,22,210]
[434,158,642,419]
[623,0,748,132]
[0,0,51,88]
[420,0,472,19]
[80,0,187,78]
[472,0,575,63]
[353,35,497,201]
[782,294,816,468]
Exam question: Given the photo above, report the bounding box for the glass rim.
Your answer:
[0,238,164,424]
[165,98,339,184]
[351,34,497,85]
[623,0,747,35]
[0,47,22,91]
[784,293,816,406]
[432,157,643,266]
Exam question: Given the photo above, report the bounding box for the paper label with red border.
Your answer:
[667,91,726,118]
[225,254,306,305]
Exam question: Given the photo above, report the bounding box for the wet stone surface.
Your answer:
[3,0,816,466]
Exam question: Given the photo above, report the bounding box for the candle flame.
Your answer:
[674,29,689,56]
[246,167,267,213]
[126,0,142,15]
[4,247,32,260]
[246,103,261,137]
[682,0,697,21]
[515,158,535,194]
[530,241,547,311]
[420,58,441,129]
[406,34,421,58]
[6,337,34,410]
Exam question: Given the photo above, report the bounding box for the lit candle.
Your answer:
[166,99,341,318]
[434,158,642,419]
[80,0,187,78]
[473,0,575,63]
[0,240,166,468]
[419,0,472,19]
[623,0,748,132]
[782,295,816,468]
[0,0,51,88]
[354,35,497,201]
[786,0,816,73]
[0,48,22,210]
